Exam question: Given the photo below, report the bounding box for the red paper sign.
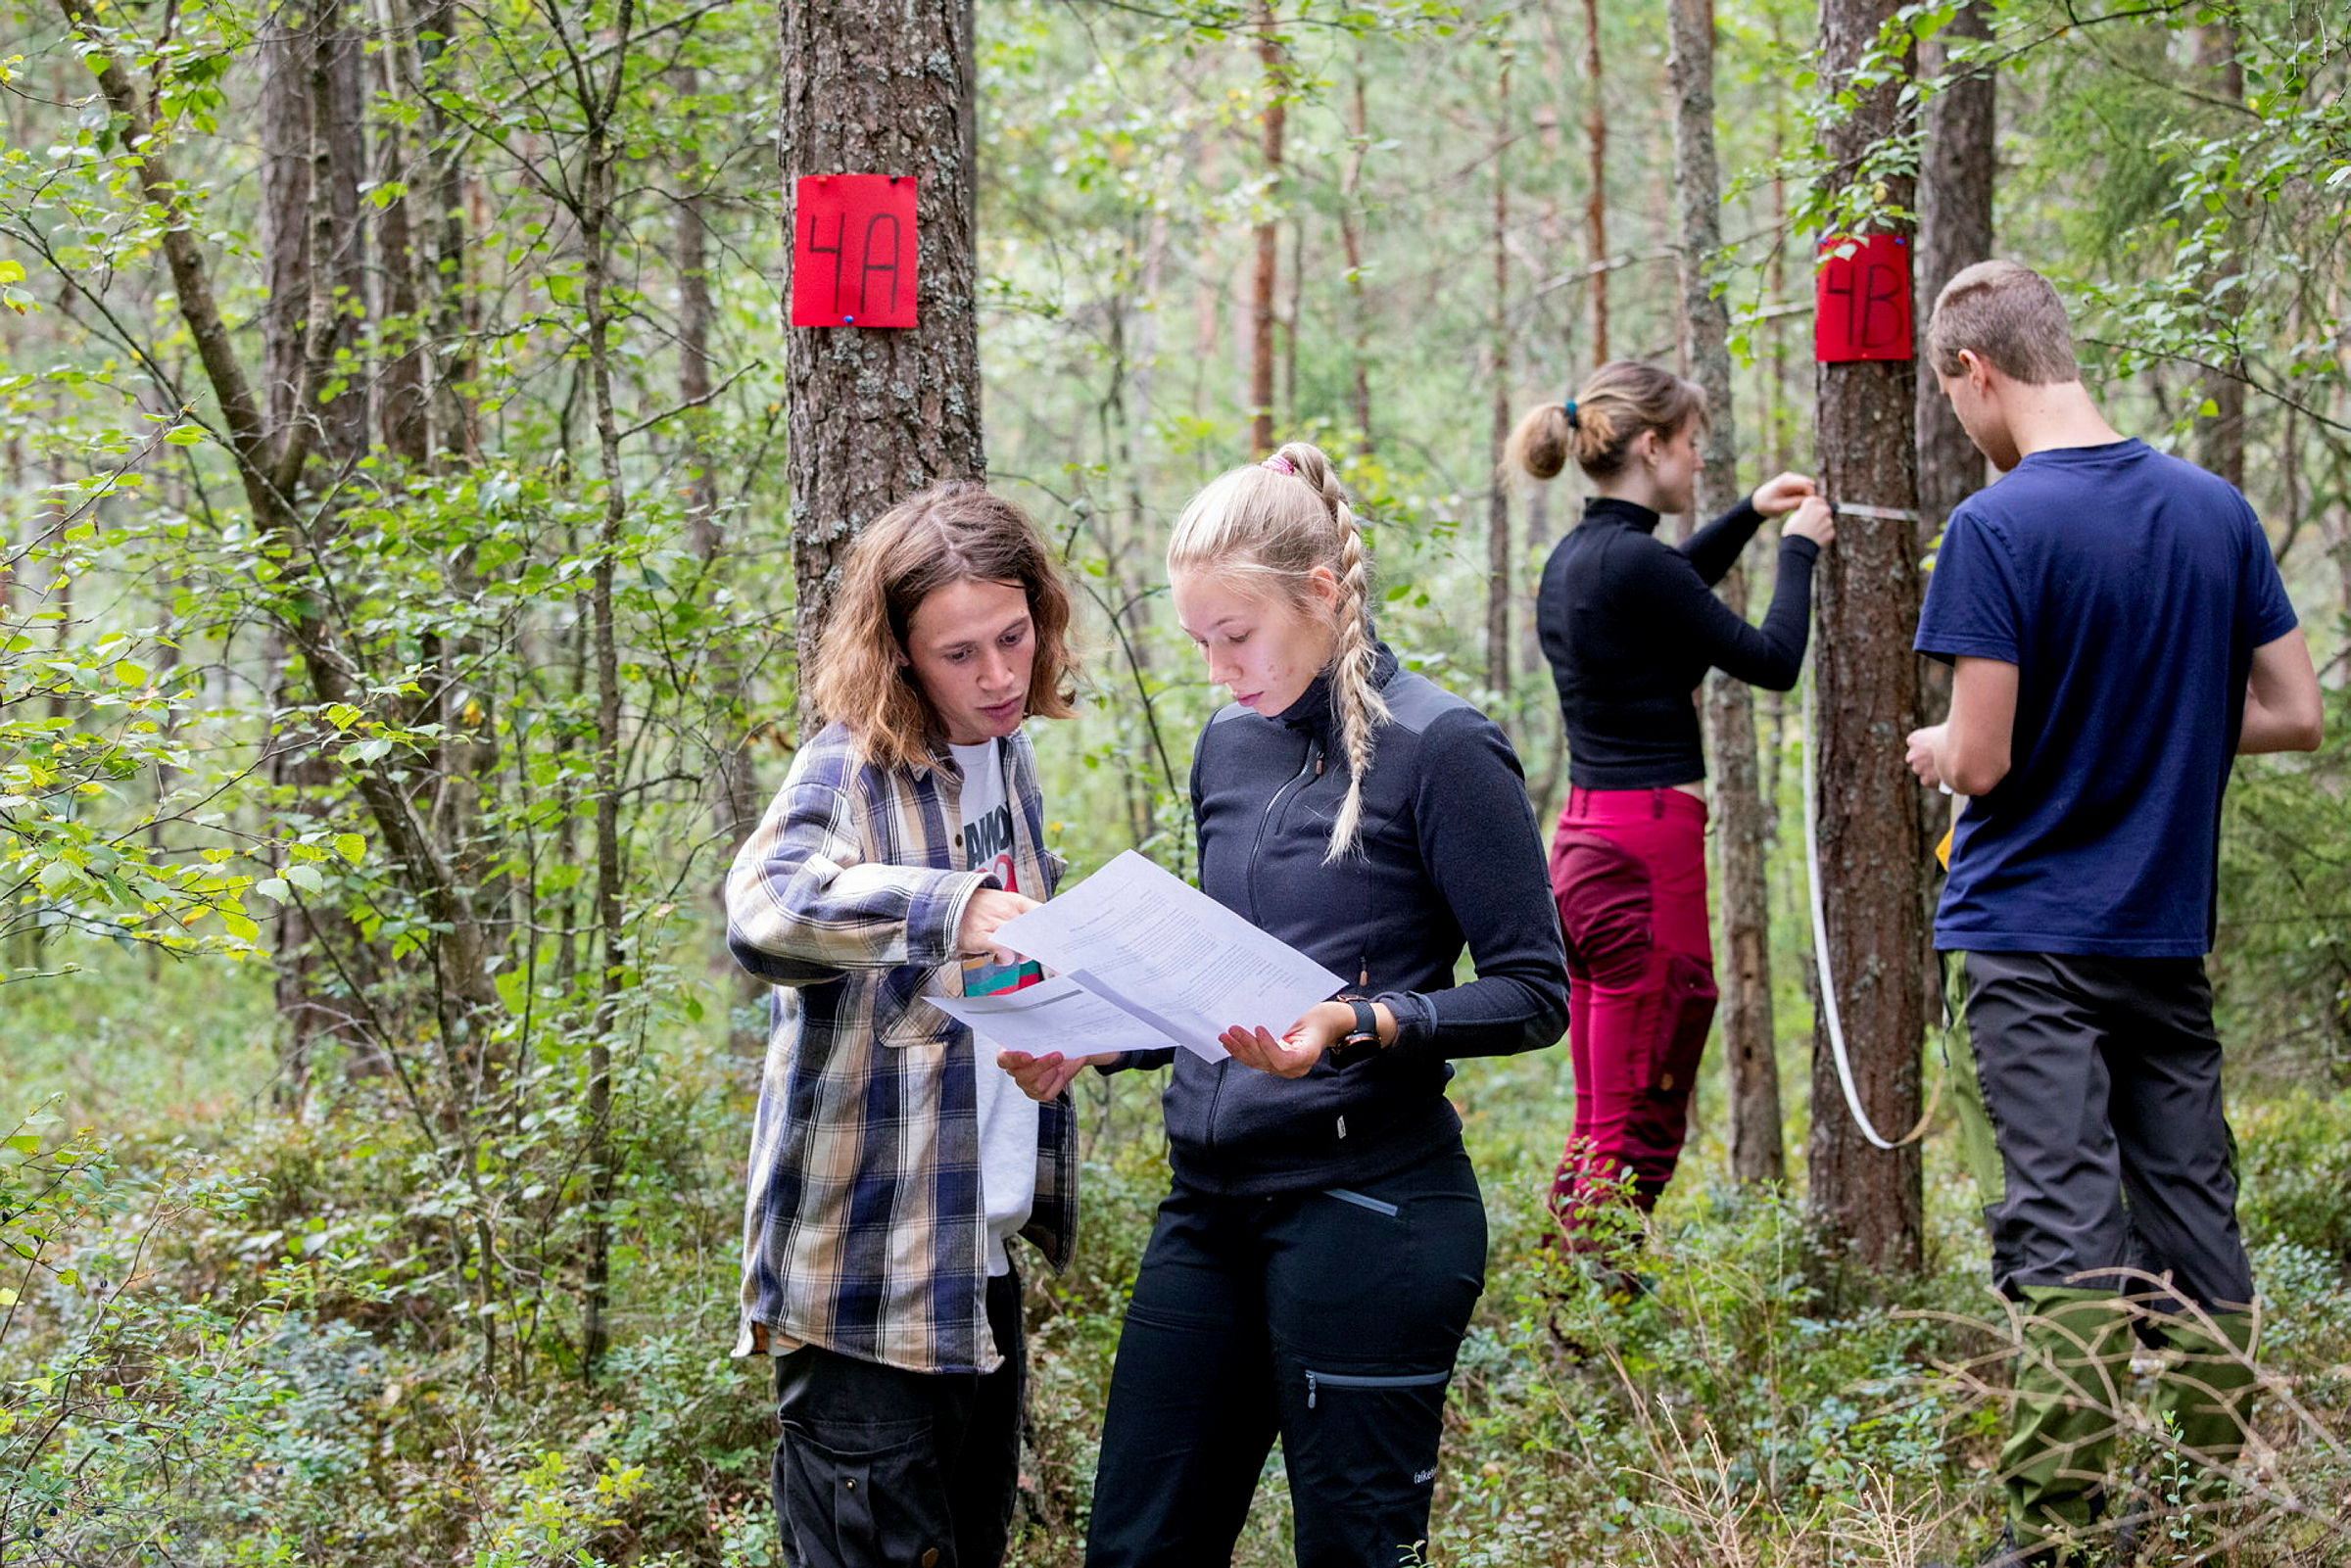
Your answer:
[1814,234,1913,362]
[791,174,918,328]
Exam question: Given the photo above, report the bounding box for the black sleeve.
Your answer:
[1371,707,1571,1064]
[1676,499,1765,586]
[1094,1047,1177,1075]
[1626,532,1820,693]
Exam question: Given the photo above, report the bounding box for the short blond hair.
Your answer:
[1926,260,2080,384]
[811,483,1079,772]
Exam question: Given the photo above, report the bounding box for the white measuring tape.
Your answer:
[1798,669,1940,1152]
[1828,500,1921,524]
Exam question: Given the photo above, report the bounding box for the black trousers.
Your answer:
[1956,950,2255,1313]
[1084,1144,1488,1568]
[770,1269,1024,1568]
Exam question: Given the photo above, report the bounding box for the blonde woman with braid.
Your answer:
[1007,442,1569,1567]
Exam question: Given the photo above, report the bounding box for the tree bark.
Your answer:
[1486,54,1511,696]
[417,0,478,464]
[781,0,987,714]
[1914,0,1993,545]
[262,0,376,1089]
[675,66,764,1053]
[1669,0,1782,1184]
[1582,0,1609,363]
[260,3,312,435]
[1249,0,1285,455]
[1912,0,1995,1026]
[2192,24,2245,490]
[1806,0,1926,1274]
[1340,55,1373,454]
[373,22,431,469]
[571,0,641,1383]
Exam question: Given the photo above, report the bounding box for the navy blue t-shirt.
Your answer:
[1914,439,2297,957]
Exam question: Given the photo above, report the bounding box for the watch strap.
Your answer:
[1329,997,1382,1068]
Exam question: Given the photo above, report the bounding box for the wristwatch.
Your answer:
[1328,998,1383,1068]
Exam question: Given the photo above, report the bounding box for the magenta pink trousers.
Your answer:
[1547,786,1718,1243]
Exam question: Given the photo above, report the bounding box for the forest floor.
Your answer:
[5,952,2351,1567]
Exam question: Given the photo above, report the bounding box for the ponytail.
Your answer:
[1505,361,1705,484]
[1169,440,1390,862]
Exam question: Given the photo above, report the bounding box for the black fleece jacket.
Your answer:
[1538,496,1819,789]
[1106,642,1570,1196]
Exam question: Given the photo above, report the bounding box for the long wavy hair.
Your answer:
[810,482,1080,772]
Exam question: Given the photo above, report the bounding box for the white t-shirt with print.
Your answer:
[950,738,1042,1278]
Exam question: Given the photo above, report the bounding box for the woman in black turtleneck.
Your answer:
[1507,359,1835,1250]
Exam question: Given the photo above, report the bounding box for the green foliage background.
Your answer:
[2,0,2348,1560]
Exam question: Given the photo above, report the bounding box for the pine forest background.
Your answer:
[2,0,2349,1561]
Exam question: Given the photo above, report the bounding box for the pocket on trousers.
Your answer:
[1551,831,1655,990]
[1647,953,1717,1097]
[1303,1366,1452,1409]
[776,1420,944,1568]
[1321,1186,1402,1218]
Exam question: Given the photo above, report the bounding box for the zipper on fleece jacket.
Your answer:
[1206,733,1322,1165]
[1245,735,1323,927]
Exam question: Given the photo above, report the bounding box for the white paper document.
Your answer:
[959,850,1346,1063]
[930,973,1165,1062]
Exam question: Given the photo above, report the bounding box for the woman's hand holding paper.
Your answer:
[1220,1002,1350,1078]
[997,1048,1092,1103]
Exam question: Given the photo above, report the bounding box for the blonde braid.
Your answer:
[1275,443,1389,862]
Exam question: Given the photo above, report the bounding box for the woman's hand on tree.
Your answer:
[1750,472,1819,516]
[956,889,1039,966]
[1783,496,1837,546]
[997,1049,1090,1103]
[1220,1001,1355,1078]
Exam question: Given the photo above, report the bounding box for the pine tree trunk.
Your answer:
[781,0,987,710]
[1582,0,1609,363]
[1341,56,1374,454]
[260,5,312,434]
[1806,0,1926,1275]
[2192,24,2245,489]
[1914,0,1993,544]
[1249,0,1285,455]
[1486,55,1511,696]
[1912,0,1995,1025]
[1669,0,1782,1184]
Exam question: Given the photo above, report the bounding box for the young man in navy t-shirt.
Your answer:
[1905,261,2322,1565]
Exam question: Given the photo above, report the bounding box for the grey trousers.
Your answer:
[1953,949,2254,1314]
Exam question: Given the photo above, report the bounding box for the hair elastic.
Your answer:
[1260,453,1296,475]
[1561,399,1580,430]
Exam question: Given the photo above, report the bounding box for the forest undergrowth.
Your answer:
[6,962,2350,1567]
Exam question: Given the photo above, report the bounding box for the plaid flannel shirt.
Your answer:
[725,719,1076,1375]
